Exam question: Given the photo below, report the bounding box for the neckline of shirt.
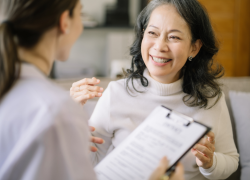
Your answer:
[20,62,47,80]
[143,69,183,96]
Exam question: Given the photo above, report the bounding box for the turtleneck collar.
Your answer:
[143,69,183,96]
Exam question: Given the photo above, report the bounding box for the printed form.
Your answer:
[95,106,210,180]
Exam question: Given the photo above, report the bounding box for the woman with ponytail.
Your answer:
[70,0,239,180]
[0,0,99,179]
[0,0,101,179]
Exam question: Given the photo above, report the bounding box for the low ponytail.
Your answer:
[0,22,20,99]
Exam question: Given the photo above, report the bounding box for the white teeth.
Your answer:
[152,56,171,63]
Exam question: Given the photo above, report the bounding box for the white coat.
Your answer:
[0,63,96,180]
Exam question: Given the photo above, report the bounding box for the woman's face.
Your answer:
[141,4,197,84]
[56,0,83,61]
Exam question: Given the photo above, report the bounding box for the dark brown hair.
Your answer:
[125,0,224,109]
[0,0,78,99]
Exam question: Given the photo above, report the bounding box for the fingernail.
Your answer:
[102,140,105,144]
[98,93,102,96]
[100,88,103,91]
[97,79,100,83]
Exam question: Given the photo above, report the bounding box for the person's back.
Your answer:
[0,63,96,180]
[0,1,98,179]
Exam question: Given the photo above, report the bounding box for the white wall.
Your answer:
[81,0,141,26]
[80,0,116,25]
[55,28,135,79]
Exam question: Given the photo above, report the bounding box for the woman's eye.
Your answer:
[169,36,180,40]
[148,31,156,35]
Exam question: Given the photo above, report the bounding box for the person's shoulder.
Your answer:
[106,78,126,92]
[107,78,142,94]
[27,78,68,104]
[1,77,88,138]
[16,77,85,118]
[206,91,227,111]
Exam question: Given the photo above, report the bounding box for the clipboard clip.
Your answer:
[164,107,194,126]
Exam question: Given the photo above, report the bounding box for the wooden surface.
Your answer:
[199,0,250,76]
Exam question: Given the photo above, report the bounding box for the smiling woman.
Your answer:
[70,1,239,180]
[126,0,223,109]
[141,4,202,84]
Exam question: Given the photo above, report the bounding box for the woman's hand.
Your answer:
[89,126,104,152]
[70,77,104,105]
[149,157,184,180]
[191,131,215,169]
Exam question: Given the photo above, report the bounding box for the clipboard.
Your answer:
[94,105,211,180]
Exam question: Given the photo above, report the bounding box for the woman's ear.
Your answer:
[58,10,71,34]
[190,39,203,58]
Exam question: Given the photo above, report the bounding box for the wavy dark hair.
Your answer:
[0,0,78,99]
[125,0,224,109]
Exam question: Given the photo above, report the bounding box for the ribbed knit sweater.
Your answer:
[89,69,239,180]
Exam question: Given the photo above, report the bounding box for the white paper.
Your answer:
[95,106,208,180]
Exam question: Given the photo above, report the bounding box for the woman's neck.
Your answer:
[148,71,181,84]
[18,29,57,76]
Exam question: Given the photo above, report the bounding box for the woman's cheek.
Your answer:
[141,38,149,60]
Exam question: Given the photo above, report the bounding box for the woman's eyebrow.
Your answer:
[149,25,159,29]
[148,25,182,33]
[168,29,182,33]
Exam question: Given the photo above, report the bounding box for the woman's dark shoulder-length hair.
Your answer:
[124,0,224,109]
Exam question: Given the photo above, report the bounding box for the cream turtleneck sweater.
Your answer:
[89,69,239,180]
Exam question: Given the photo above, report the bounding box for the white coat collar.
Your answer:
[20,62,48,80]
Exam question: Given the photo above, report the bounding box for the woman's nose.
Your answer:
[153,38,169,52]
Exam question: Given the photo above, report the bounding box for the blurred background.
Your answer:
[54,0,149,79]
[1,0,249,79]
[53,0,250,80]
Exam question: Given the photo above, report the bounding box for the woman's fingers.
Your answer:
[206,131,215,145]
[80,85,104,92]
[149,157,168,180]
[72,77,100,87]
[70,78,103,105]
[89,126,95,132]
[71,86,103,97]
[193,144,213,158]
[74,94,93,105]
[192,141,214,169]
[90,146,97,152]
[149,158,185,180]
[192,148,211,167]
[198,136,215,153]
[192,132,216,169]
[71,90,102,105]
[90,136,104,144]
[71,85,103,92]
[89,126,104,152]
[90,136,104,152]
[171,163,185,180]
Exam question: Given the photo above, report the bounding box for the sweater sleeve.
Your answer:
[199,94,239,179]
[89,83,114,166]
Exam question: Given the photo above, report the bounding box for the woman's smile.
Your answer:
[150,55,173,67]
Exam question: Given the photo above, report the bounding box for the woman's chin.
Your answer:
[148,68,170,77]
